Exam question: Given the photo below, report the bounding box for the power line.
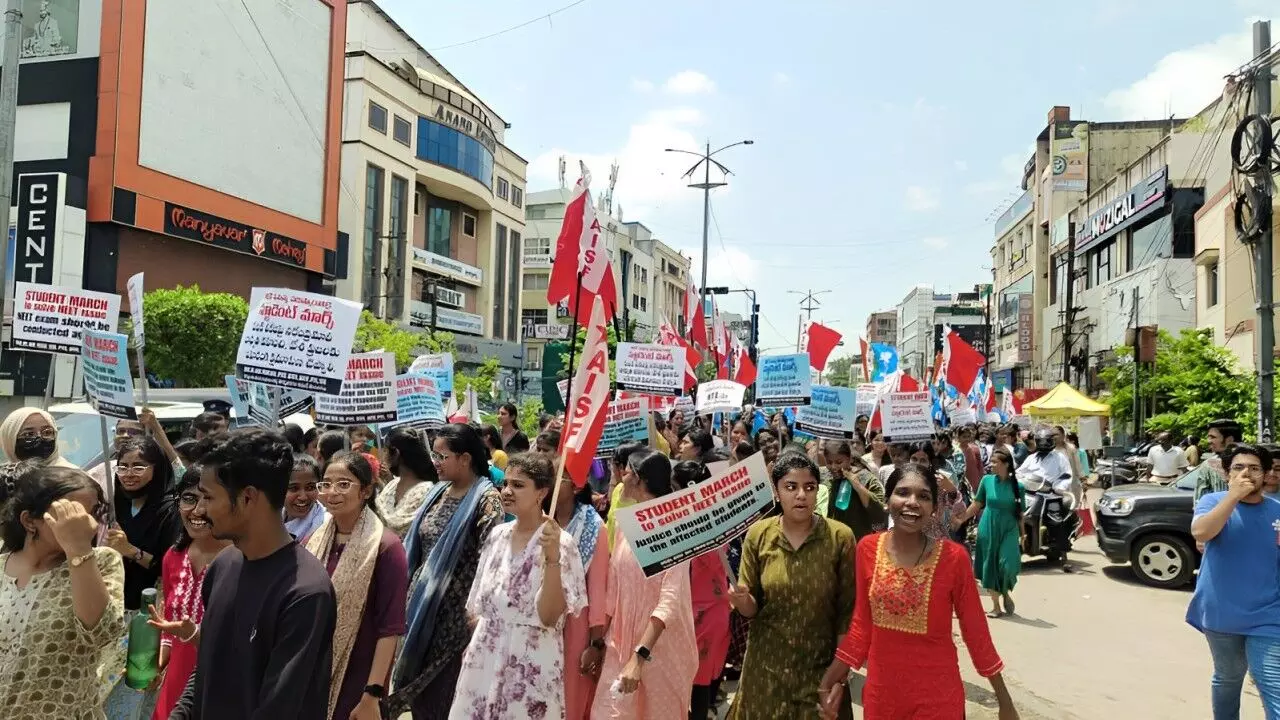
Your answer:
[429,0,591,51]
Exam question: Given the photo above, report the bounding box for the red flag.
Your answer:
[942,327,985,397]
[566,261,619,325]
[898,372,920,392]
[657,316,700,392]
[558,296,610,488]
[547,166,615,325]
[859,337,871,383]
[985,381,998,413]
[732,338,757,388]
[802,321,843,372]
[684,277,708,349]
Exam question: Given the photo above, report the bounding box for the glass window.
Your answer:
[522,273,549,290]
[427,206,452,257]
[494,224,508,339]
[497,177,510,200]
[393,116,412,146]
[1129,215,1171,271]
[512,187,523,208]
[527,207,546,220]
[1091,240,1114,287]
[363,165,385,311]
[507,230,520,340]
[462,214,477,238]
[524,237,551,257]
[522,308,548,325]
[368,102,388,134]
[1207,262,1220,308]
[387,175,409,319]
[416,118,494,188]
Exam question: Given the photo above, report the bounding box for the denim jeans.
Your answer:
[1204,630,1280,719]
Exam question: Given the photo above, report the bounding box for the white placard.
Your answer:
[82,330,138,420]
[882,391,935,441]
[127,273,145,348]
[1077,416,1103,451]
[235,287,362,395]
[12,281,121,356]
[409,352,455,399]
[697,380,747,415]
[615,342,686,397]
[314,351,398,426]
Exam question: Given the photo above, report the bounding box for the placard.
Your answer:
[409,352,455,399]
[882,391,935,442]
[596,397,651,458]
[615,342,685,396]
[315,351,398,426]
[616,452,773,576]
[226,375,313,426]
[81,330,137,420]
[855,383,878,418]
[756,353,812,406]
[795,385,857,440]
[697,380,746,415]
[127,273,145,348]
[1077,416,1103,451]
[948,407,977,426]
[389,373,446,430]
[235,287,362,395]
[12,281,121,355]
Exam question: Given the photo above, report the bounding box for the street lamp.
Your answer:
[665,140,754,323]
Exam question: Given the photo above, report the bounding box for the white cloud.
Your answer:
[683,245,760,289]
[1102,30,1249,120]
[954,160,968,172]
[904,185,940,212]
[630,78,654,93]
[771,71,791,86]
[664,70,716,95]
[921,236,951,250]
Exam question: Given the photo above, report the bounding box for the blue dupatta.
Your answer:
[393,476,495,687]
[565,501,604,568]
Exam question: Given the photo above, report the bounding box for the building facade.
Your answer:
[865,310,897,346]
[653,240,688,326]
[339,0,527,391]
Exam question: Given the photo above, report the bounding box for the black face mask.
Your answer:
[14,436,55,461]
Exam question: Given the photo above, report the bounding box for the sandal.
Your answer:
[986,609,1004,619]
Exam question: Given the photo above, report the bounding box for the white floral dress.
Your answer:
[448,522,587,719]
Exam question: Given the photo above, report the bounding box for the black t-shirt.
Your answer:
[170,541,336,720]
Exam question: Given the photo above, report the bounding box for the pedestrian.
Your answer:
[604,443,646,552]
[0,407,77,469]
[318,430,348,464]
[391,424,503,719]
[148,462,231,720]
[188,412,228,442]
[0,463,124,720]
[284,454,328,541]
[449,452,586,718]
[862,429,891,471]
[592,449,698,719]
[822,440,886,540]
[377,427,438,538]
[678,429,716,464]
[1184,435,1202,468]
[1187,443,1280,718]
[730,420,752,448]
[169,429,337,719]
[754,427,783,473]
[953,448,1025,617]
[817,463,1018,720]
[498,403,530,452]
[727,453,856,720]
[1196,419,1243,501]
[1146,431,1188,483]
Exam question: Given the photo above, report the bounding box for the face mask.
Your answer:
[14,436,55,461]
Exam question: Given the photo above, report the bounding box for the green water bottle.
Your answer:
[834,479,853,511]
[125,587,160,690]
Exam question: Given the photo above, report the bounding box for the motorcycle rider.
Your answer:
[1016,427,1076,573]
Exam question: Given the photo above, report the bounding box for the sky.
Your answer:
[379,0,1270,361]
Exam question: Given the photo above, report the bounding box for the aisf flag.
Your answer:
[559,295,611,487]
[546,164,617,324]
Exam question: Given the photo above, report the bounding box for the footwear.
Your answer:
[1002,593,1015,615]
[986,609,1004,619]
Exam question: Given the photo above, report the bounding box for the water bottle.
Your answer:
[834,479,853,511]
[125,587,160,690]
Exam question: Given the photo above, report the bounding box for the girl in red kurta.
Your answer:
[819,463,1019,720]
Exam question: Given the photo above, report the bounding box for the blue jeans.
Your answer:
[1205,630,1280,719]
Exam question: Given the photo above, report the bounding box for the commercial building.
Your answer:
[653,240,688,326]
[894,285,987,379]
[865,310,896,345]
[989,106,1180,391]
[339,0,528,393]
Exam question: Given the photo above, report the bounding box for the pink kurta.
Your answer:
[690,551,730,685]
[591,536,698,719]
[564,534,609,720]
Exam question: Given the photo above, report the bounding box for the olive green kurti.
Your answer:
[727,516,856,720]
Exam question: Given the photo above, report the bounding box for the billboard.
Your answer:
[1050,121,1089,193]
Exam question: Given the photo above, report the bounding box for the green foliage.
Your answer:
[1100,328,1259,440]
[559,324,622,382]
[456,357,501,404]
[139,285,247,387]
[518,397,544,438]
[352,310,454,372]
[825,355,855,387]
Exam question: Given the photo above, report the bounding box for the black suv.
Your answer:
[1094,467,1203,589]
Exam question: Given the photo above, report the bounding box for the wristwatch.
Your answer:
[634,645,652,662]
[133,547,145,564]
[363,684,385,699]
[68,550,95,568]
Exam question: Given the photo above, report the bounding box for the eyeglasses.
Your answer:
[116,427,145,438]
[17,427,56,441]
[1230,464,1265,476]
[117,464,153,476]
[178,492,201,508]
[316,480,357,493]
[430,451,452,463]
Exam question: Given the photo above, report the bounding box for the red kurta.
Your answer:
[836,533,1004,719]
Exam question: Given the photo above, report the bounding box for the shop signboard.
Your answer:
[1075,166,1169,254]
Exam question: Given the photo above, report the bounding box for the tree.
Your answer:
[139,285,247,387]
[826,355,855,387]
[559,324,623,382]
[352,311,454,372]
[1100,328,1260,441]
[456,357,501,404]
[518,397,544,438]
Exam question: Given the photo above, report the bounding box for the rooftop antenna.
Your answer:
[558,155,567,190]
[605,161,620,215]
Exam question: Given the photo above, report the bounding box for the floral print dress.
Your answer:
[448,522,587,719]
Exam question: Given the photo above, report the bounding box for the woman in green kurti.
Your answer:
[727,453,856,720]
[954,447,1025,617]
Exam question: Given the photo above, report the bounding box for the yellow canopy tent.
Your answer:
[1023,382,1110,417]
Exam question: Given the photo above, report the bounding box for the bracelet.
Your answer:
[177,626,199,643]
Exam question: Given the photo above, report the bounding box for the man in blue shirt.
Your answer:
[1188,442,1280,719]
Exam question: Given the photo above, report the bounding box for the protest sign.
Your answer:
[882,391,934,441]
[697,380,746,415]
[127,273,145,348]
[755,353,812,406]
[948,407,977,426]
[224,374,250,418]
[855,383,878,417]
[596,396,651,458]
[235,288,361,395]
[390,373,446,430]
[226,375,313,426]
[557,378,569,406]
[616,453,773,576]
[796,385,857,439]
[615,342,685,396]
[12,282,121,355]
[315,351,398,426]
[409,353,455,399]
[81,330,137,420]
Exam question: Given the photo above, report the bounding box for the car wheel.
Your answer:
[1129,533,1195,588]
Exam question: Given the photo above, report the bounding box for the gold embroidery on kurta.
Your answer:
[867,534,941,635]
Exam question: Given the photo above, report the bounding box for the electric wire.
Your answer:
[428,0,591,51]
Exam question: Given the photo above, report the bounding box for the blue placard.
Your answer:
[755,353,812,406]
[82,330,138,420]
[795,385,857,440]
[390,373,446,430]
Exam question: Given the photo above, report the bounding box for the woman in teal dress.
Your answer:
[953,447,1024,618]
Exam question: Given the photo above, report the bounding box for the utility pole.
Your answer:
[1131,286,1142,441]
[1061,231,1077,384]
[0,0,23,318]
[791,289,828,350]
[1252,20,1274,443]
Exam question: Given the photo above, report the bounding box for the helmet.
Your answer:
[1033,428,1055,453]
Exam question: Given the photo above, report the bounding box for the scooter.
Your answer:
[1018,471,1080,564]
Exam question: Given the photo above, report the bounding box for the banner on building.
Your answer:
[1050,121,1089,192]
